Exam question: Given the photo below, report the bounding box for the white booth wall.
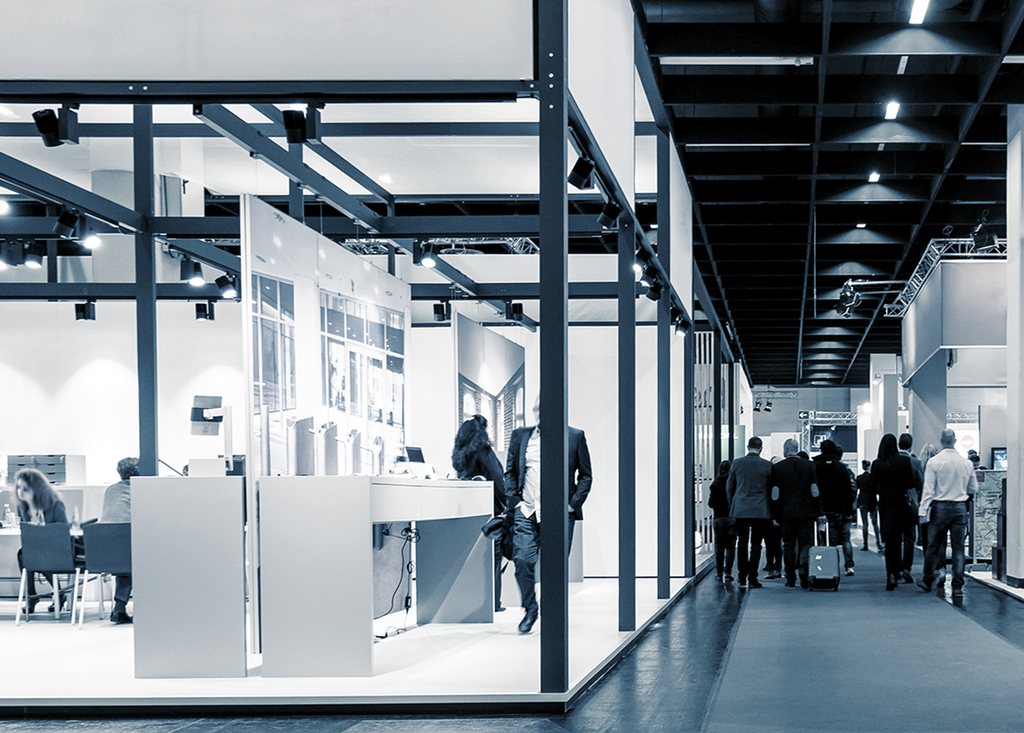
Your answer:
[0,299,245,487]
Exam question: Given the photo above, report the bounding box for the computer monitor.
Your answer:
[190,395,222,436]
[406,446,425,463]
[992,447,1008,471]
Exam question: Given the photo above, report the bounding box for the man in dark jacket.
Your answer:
[771,438,822,589]
[504,394,592,634]
[726,436,773,589]
[813,441,856,576]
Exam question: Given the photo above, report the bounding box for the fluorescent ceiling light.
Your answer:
[0,199,9,215]
[856,223,867,229]
[909,0,930,24]
[868,171,881,183]
[1004,56,1024,63]
[0,106,16,118]
[897,56,909,75]
[82,234,102,249]
[659,56,814,67]
[885,101,900,120]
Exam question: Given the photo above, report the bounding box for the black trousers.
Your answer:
[780,519,815,582]
[763,521,783,572]
[734,518,767,582]
[882,525,916,576]
[713,517,736,576]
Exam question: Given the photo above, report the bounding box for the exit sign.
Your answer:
[798,410,812,419]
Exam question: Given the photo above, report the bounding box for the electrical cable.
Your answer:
[373,524,420,629]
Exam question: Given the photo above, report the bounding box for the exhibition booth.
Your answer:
[0,0,714,710]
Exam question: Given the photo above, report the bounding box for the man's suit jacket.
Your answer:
[726,452,772,519]
[503,426,593,520]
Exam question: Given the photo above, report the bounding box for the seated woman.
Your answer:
[14,468,70,613]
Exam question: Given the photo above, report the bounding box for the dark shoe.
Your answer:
[110,611,133,625]
[860,546,869,551]
[747,579,763,589]
[799,575,809,590]
[496,606,506,613]
[900,571,914,584]
[518,608,538,634]
[738,579,748,589]
[716,573,723,583]
[916,579,932,593]
[724,574,734,582]
[951,589,964,600]
[886,574,897,591]
[785,579,796,588]
[845,568,855,576]
[937,575,946,588]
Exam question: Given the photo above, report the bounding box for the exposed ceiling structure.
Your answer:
[638,0,1024,386]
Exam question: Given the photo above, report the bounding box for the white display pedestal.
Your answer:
[259,476,492,677]
[132,476,246,678]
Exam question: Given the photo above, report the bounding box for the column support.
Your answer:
[1006,105,1024,586]
[134,104,158,477]
[538,0,570,693]
[713,330,723,471]
[683,321,696,577]
[656,128,672,598]
[288,142,304,222]
[618,216,636,631]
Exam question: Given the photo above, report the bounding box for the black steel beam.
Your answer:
[166,239,242,275]
[617,216,636,631]
[0,150,147,231]
[194,104,383,231]
[0,80,537,104]
[134,104,159,477]
[410,281,637,300]
[0,282,226,300]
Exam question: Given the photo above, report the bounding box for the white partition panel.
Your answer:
[668,133,694,311]
[1,1,533,81]
[132,477,245,678]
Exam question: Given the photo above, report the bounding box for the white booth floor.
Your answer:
[0,570,708,710]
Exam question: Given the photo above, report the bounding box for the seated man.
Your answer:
[101,456,138,624]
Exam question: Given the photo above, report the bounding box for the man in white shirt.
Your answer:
[504,395,593,634]
[916,429,978,598]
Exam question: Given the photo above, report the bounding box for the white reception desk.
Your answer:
[259,475,493,677]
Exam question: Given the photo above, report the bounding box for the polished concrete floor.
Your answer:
[4,533,1024,731]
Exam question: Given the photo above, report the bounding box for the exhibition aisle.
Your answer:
[0,570,708,711]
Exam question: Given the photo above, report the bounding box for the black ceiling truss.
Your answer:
[641,0,1024,387]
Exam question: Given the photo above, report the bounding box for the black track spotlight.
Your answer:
[640,263,659,288]
[415,241,438,269]
[505,301,524,322]
[75,301,96,321]
[567,157,596,189]
[1,240,24,267]
[196,301,215,321]
[53,208,81,238]
[754,400,762,412]
[764,400,773,412]
[645,279,664,301]
[597,201,622,229]
[282,109,308,144]
[433,302,452,322]
[24,240,45,269]
[180,258,204,286]
[32,106,78,147]
[215,275,238,299]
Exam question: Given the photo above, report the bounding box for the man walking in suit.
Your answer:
[726,436,773,589]
[505,394,593,634]
[771,438,822,589]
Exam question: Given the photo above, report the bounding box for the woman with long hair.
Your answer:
[870,434,922,590]
[14,468,69,613]
[452,414,507,611]
[708,459,735,582]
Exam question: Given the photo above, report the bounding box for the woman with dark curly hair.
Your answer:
[452,414,507,611]
[870,434,922,591]
[14,468,69,613]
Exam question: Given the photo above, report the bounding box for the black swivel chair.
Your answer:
[16,523,81,625]
[76,522,132,627]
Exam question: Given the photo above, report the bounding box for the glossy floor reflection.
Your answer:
[6,533,1024,732]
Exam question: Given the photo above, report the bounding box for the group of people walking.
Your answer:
[710,429,978,598]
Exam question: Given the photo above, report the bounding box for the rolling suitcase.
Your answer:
[808,522,841,591]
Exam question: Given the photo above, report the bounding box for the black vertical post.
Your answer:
[618,216,636,631]
[713,330,723,471]
[683,318,696,577]
[656,129,672,598]
[538,0,569,694]
[134,105,158,476]
[288,144,304,222]
[728,362,736,461]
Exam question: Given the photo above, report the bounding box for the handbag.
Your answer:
[481,511,515,560]
[904,487,920,522]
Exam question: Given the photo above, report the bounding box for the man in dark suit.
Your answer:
[771,438,822,589]
[504,394,592,634]
[726,436,773,588]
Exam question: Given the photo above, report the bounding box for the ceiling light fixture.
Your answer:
[0,199,10,215]
[645,279,664,301]
[597,201,622,229]
[640,264,660,288]
[754,400,762,412]
[215,275,238,299]
[53,208,81,238]
[282,109,308,144]
[75,301,96,321]
[31,105,78,147]
[567,157,596,189]
[856,223,867,229]
[180,258,204,286]
[195,301,215,321]
[24,240,45,269]
[418,243,437,269]
[764,400,773,412]
[82,233,102,250]
[433,302,451,322]
[885,101,900,120]
[868,171,881,183]
[659,56,813,67]
[909,0,930,24]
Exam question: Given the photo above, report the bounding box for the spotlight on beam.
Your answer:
[216,275,238,299]
[597,201,622,229]
[181,258,205,286]
[0,199,10,215]
[53,208,82,239]
[644,278,663,301]
[32,105,78,147]
[433,302,451,322]
[24,240,45,269]
[567,157,596,189]
[196,301,216,321]
[75,301,96,321]
[282,109,308,144]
